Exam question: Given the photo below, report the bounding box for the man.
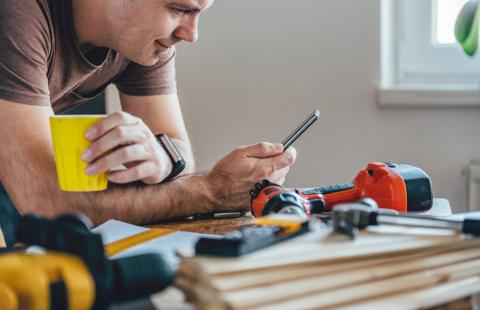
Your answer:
[0,0,296,245]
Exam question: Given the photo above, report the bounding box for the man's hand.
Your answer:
[205,142,297,211]
[81,111,172,184]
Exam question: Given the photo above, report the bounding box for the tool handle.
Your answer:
[300,183,355,196]
[462,219,480,236]
[301,183,359,209]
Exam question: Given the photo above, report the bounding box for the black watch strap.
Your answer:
[155,134,186,181]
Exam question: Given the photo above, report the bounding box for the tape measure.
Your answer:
[105,228,175,257]
[253,216,304,234]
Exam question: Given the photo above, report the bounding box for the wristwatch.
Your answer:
[155,134,186,181]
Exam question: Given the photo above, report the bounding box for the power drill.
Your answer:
[250,162,433,217]
[0,213,174,309]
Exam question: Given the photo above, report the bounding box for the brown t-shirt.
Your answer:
[0,0,177,114]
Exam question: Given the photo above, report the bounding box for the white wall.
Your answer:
[174,0,480,212]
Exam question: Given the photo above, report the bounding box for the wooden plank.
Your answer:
[177,224,480,309]
[177,249,480,309]
[177,263,480,310]
[221,249,480,308]
[207,242,480,291]
[175,275,228,310]
[184,235,479,275]
[248,259,480,310]
[181,237,476,277]
[209,250,441,291]
[341,276,480,310]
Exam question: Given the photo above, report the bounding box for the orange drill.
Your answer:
[250,162,433,217]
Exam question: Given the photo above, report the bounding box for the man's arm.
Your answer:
[0,99,208,224]
[0,99,295,225]
[81,93,193,185]
[119,93,194,175]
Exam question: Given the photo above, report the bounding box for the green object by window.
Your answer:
[455,0,480,56]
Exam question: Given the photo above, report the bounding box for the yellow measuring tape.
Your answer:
[253,217,303,234]
[104,228,175,257]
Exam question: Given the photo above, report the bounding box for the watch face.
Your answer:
[158,135,183,163]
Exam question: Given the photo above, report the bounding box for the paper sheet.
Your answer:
[92,219,220,266]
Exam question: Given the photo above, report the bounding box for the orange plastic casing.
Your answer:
[323,162,408,213]
[251,185,319,217]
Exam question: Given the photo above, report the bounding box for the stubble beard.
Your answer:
[123,42,161,66]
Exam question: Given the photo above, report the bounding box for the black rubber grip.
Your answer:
[462,219,480,236]
[301,183,355,195]
[112,254,174,301]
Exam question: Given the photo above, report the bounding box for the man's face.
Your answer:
[108,0,214,66]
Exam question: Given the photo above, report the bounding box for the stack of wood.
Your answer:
[176,226,480,309]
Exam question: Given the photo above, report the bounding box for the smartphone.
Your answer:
[281,110,320,150]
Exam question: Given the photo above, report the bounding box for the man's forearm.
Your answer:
[42,172,216,225]
[8,140,294,227]
[74,138,198,225]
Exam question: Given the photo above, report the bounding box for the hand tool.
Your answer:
[332,200,480,239]
[250,162,433,217]
[191,211,247,220]
[0,213,174,309]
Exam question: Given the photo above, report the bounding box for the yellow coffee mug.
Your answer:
[49,115,108,192]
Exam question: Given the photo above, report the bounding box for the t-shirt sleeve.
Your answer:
[115,48,177,96]
[0,1,51,106]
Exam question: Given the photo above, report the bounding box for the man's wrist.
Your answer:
[197,173,220,213]
[169,138,194,174]
[155,134,186,181]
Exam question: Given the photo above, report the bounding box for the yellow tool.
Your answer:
[0,213,175,309]
[0,251,95,310]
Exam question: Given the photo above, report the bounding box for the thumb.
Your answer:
[242,142,284,158]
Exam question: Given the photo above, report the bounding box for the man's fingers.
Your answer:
[258,147,296,179]
[267,166,290,183]
[81,125,146,163]
[285,146,297,162]
[241,142,284,158]
[108,162,156,184]
[85,144,149,175]
[85,111,139,141]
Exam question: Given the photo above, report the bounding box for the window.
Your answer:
[435,0,468,45]
[379,0,480,106]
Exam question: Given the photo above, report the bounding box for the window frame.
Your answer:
[379,0,480,107]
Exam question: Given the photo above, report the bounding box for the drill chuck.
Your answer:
[250,180,325,217]
[263,192,308,218]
